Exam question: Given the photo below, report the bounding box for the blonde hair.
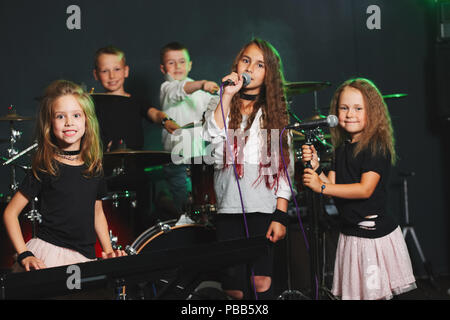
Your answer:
[329,78,396,164]
[33,80,103,178]
[94,45,126,70]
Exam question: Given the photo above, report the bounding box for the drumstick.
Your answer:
[2,142,38,166]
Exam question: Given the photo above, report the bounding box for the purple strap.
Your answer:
[218,85,255,298]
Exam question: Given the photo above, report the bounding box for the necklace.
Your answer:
[240,92,258,101]
[56,149,81,161]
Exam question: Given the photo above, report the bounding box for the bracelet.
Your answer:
[161,116,172,127]
[17,251,34,267]
[320,184,326,194]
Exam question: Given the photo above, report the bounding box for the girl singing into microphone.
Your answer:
[203,38,294,300]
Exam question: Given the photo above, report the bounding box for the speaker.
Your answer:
[435,42,450,121]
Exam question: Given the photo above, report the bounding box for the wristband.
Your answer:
[271,209,289,227]
[161,116,172,127]
[320,184,326,194]
[17,251,34,267]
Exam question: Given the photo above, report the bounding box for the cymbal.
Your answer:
[284,81,332,96]
[103,149,172,167]
[382,93,408,99]
[293,132,331,142]
[305,114,327,121]
[0,113,33,122]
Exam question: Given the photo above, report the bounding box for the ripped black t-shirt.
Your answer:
[331,141,398,239]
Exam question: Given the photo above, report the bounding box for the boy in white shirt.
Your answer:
[159,42,219,214]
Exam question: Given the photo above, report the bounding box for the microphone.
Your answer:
[286,115,339,130]
[222,73,251,88]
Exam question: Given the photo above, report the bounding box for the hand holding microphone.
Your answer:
[214,72,252,129]
[221,72,251,96]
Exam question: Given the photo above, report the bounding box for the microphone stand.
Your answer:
[2,142,41,237]
[400,172,438,290]
[287,109,333,150]
[277,224,310,300]
[288,108,302,124]
[303,129,337,300]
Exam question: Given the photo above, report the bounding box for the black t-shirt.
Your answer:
[331,141,397,238]
[92,94,153,151]
[19,162,108,259]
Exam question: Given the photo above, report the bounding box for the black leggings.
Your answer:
[213,213,274,298]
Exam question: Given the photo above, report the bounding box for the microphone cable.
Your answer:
[218,84,258,299]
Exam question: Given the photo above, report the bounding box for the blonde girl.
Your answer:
[3,80,124,271]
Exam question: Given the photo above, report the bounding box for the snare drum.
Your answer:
[125,219,217,299]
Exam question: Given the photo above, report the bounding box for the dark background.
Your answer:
[0,0,448,278]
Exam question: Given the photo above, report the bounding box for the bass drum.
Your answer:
[130,219,216,254]
[125,219,217,300]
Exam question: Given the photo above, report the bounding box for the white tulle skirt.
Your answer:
[331,226,417,300]
[12,238,94,272]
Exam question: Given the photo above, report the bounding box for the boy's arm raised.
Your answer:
[184,80,219,95]
[147,108,180,133]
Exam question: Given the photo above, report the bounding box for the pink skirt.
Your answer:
[331,226,417,300]
[12,238,95,272]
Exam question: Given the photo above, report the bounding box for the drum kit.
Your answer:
[0,83,409,299]
[0,106,37,270]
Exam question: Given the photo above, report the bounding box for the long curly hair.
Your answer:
[329,78,396,164]
[33,80,103,179]
[226,38,290,187]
